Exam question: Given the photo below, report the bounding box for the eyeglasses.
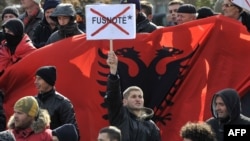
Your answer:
[222,3,236,8]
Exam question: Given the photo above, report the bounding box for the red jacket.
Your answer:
[12,128,53,141]
[8,109,53,141]
[0,34,36,72]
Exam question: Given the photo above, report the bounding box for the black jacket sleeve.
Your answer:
[0,91,6,131]
[105,74,125,125]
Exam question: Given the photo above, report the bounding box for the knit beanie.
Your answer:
[2,18,24,37]
[177,4,197,14]
[43,0,61,12]
[120,0,141,10]
[14,96,39,118]
[33,0,41,5]
[1,6,19,20]
[0,130,16,141]
[36,66,56,86]
[52,124,78,141]
[197,6,215,19]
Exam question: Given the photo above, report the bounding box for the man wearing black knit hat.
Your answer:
[34,65,80,140]
[0,6,20,43]
[1,6,19,22]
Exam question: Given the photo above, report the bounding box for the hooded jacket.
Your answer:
[0,34,36,74]
[206,88,250,141]
[7,109,52,141]
[45,3,83,45]
[105,74,161,141]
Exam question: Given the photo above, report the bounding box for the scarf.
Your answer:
[22,8,40,26]
[58,23,79,37]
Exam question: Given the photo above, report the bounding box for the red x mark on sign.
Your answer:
[246,0,250,7]
[90,6,131,36]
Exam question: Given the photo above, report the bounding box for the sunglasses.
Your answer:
[222,3,236,8]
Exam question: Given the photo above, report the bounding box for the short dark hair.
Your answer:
[140,0,153,16]
[180,122,216,141]
[99,126,121,141]
[123,86,143,99]
[168,0,184,6]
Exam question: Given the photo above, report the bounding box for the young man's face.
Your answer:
[2,14,17,23]
[34,75,52,93]
[168,4,181,24]
[45,8,56,26]
[123,90,144,110]
[57,16,70,26]
[215,96,229,118]
[13,110,33,129]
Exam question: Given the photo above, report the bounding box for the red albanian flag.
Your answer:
[0,15,250,141]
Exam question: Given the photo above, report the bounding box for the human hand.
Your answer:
[106,51,118,75]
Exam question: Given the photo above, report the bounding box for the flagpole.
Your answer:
[110,39,113,51]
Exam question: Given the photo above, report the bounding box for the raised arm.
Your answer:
[105,51,125,125]
[106,51,118,75]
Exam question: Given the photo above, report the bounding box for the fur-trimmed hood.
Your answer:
[7,109,50,133]
[138,107,154,120]
[127,106,154,121]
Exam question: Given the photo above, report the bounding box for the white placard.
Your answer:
[85,4,136,40]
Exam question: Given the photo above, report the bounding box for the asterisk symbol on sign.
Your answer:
[127,15,132,20]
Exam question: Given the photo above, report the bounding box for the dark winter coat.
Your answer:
[105,74,161,141]
[206,88,250,141]
[45,22,83,45]
[19,9,44,41]
[136,12,158,33]
[32,18,58,48]
[35,89,80,139]
[0,92,6,132]
[0,31,4,43]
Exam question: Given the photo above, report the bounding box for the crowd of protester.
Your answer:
[0,0,250,141]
